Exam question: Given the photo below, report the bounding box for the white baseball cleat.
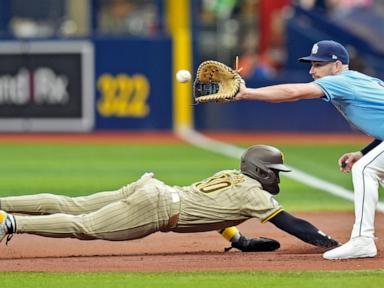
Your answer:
[323,236,377,260]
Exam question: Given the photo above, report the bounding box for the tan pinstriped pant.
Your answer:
[1,173,180,241]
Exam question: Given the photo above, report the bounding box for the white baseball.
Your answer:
[176,69,191,83]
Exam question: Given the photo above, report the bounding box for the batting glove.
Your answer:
[225,235,280,252]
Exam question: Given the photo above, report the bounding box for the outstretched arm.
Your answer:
[269,211,339,248]
[235,83,324,103]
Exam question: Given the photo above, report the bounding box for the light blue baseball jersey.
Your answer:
[314,70,384,140]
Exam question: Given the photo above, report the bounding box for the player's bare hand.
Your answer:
[234,82,247,101]
[338,151,363,173]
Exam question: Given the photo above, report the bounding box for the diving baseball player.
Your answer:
[0,145,339,252]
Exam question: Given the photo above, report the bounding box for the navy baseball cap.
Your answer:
[299,40,349,64]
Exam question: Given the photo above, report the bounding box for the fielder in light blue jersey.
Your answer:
[315,70,384,140]
[234,40,384,260]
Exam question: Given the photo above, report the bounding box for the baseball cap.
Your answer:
[298,40,349,64]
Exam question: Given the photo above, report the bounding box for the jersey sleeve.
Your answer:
[314,74,355,102]
[261,208,284,223]
[241,187,283,222]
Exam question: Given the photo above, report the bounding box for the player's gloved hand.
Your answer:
[311,231,341,248]
[225,235,280,252]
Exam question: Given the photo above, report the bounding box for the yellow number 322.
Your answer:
[97,73,150,117]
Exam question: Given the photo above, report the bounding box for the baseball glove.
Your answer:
[225,236,280,252]
[193,60,244,103]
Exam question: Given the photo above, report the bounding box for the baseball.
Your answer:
[176,69,191,83]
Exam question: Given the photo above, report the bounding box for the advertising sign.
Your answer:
[0,41,94,131]
[94,38,173,130]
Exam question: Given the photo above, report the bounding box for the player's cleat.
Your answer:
[0,210,16,244]
[323,236,377,260]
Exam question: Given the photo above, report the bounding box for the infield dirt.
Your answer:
[0,212,383,272]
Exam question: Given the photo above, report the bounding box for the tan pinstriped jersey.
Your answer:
[173,170,282,233]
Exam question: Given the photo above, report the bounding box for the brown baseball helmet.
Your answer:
[240,145,291,194]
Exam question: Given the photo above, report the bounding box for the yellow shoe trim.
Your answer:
[0,211,6,223]
[220,226,239,241]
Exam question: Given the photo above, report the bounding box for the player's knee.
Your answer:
[351,160,377,180]
[351,160,364,177]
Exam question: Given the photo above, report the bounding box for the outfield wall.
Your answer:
[0,38,173,132]
[94,37,173,130]
[0,38,360,134]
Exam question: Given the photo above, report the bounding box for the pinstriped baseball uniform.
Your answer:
[0,170,282,241]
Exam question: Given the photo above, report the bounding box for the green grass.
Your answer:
[279,144,359,189]
[277,143,383,203]
[0,143,238,195]
[1,271,383,288]
[0,142,362,210]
